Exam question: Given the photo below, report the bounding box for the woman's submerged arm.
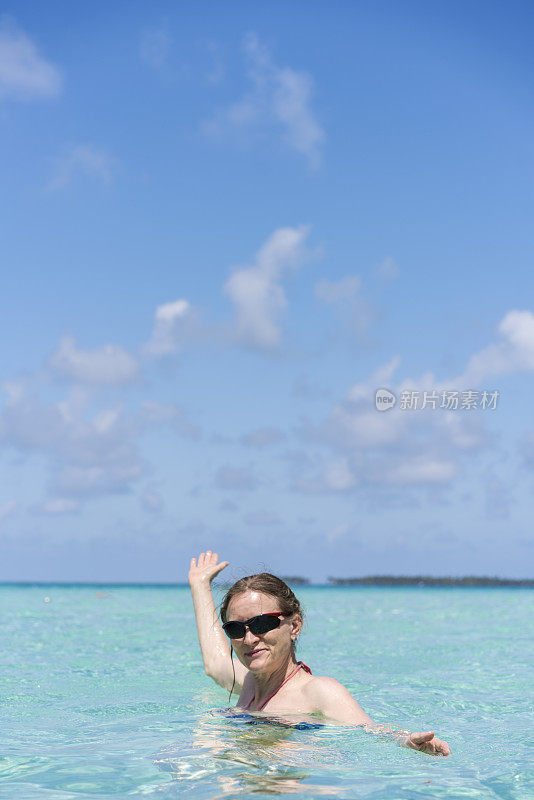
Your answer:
[307,677,451,756]
[188,551,249,695]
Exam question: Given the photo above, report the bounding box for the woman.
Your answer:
[189,550,451,756]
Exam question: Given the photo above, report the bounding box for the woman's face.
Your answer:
[225,590,302,673]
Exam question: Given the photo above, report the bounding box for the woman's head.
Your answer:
[220,573,304,672]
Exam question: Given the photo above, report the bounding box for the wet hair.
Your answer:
[220,572,304,624]
[220,573,305,703]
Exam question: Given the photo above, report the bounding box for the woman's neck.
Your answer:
[251,657,299,704]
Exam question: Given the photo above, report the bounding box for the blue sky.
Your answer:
[1,1,533,581]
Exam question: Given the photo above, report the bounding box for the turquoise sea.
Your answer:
[1,585,532,799]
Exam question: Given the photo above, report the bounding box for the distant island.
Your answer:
[280,576,310,585]
[327,576,534,586]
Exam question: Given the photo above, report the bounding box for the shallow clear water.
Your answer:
[1,585,532,799]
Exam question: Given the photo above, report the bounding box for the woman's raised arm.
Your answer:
[188,551,248,695]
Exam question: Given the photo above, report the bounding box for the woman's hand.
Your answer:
[405,731,451,756]
[188,551,229,587]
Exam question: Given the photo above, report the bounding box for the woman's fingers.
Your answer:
[434,738,451,756]
[409,731,450,756]
[408,732,432,750]
[411,731,434,743]
[191,551,226,572]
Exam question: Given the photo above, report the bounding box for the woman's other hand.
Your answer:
[188,551,229,587]
[405,731,451,756]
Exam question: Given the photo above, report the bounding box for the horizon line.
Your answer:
[1,575,533,587]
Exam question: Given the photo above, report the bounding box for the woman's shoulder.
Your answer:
[302,674,374,724]
[302,674,352,700]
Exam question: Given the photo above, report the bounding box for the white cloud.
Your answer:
[140,487,164,513]
[205,33,324,166]
[143,299,193,356]
[219,498,238,512]
[0,17,62,101]
[373,257,400,283]
[385,458,457,485]
[55,461,142,498]
[37,498,79,515]
[315,274,374,338]
[215,464,259,491]
[320,357,408,451]
[347,357,402,403]
[140,401,200,439]
[323,458,357,491]
[0,500,17,520]
[296,349,490,491]
[0,312,203,511]
[0,356,201,506]
[0,391,144,498]
[243,510,281,526]
[143,228,312,355]
[225,225,310,349]
[2,380,26,404]
[241,427,286,448]
[50,337,138,385]
[455,310,534,386]
[47,144,116,192]
[325,522,350,544]
[140,26,172,69]
[315,275,361,305]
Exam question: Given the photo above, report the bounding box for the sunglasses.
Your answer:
[222,612,291,639]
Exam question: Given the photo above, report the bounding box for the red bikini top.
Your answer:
[244,661,312,711]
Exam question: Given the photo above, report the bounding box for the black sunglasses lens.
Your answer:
[223,622,246,639]
[223,615,283,639]
[249,615,281,635]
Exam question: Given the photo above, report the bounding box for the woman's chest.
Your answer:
[238,682,316,715]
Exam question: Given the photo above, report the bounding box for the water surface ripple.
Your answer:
[1,585,532,799]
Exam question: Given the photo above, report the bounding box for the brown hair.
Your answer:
[220,572,304,650]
